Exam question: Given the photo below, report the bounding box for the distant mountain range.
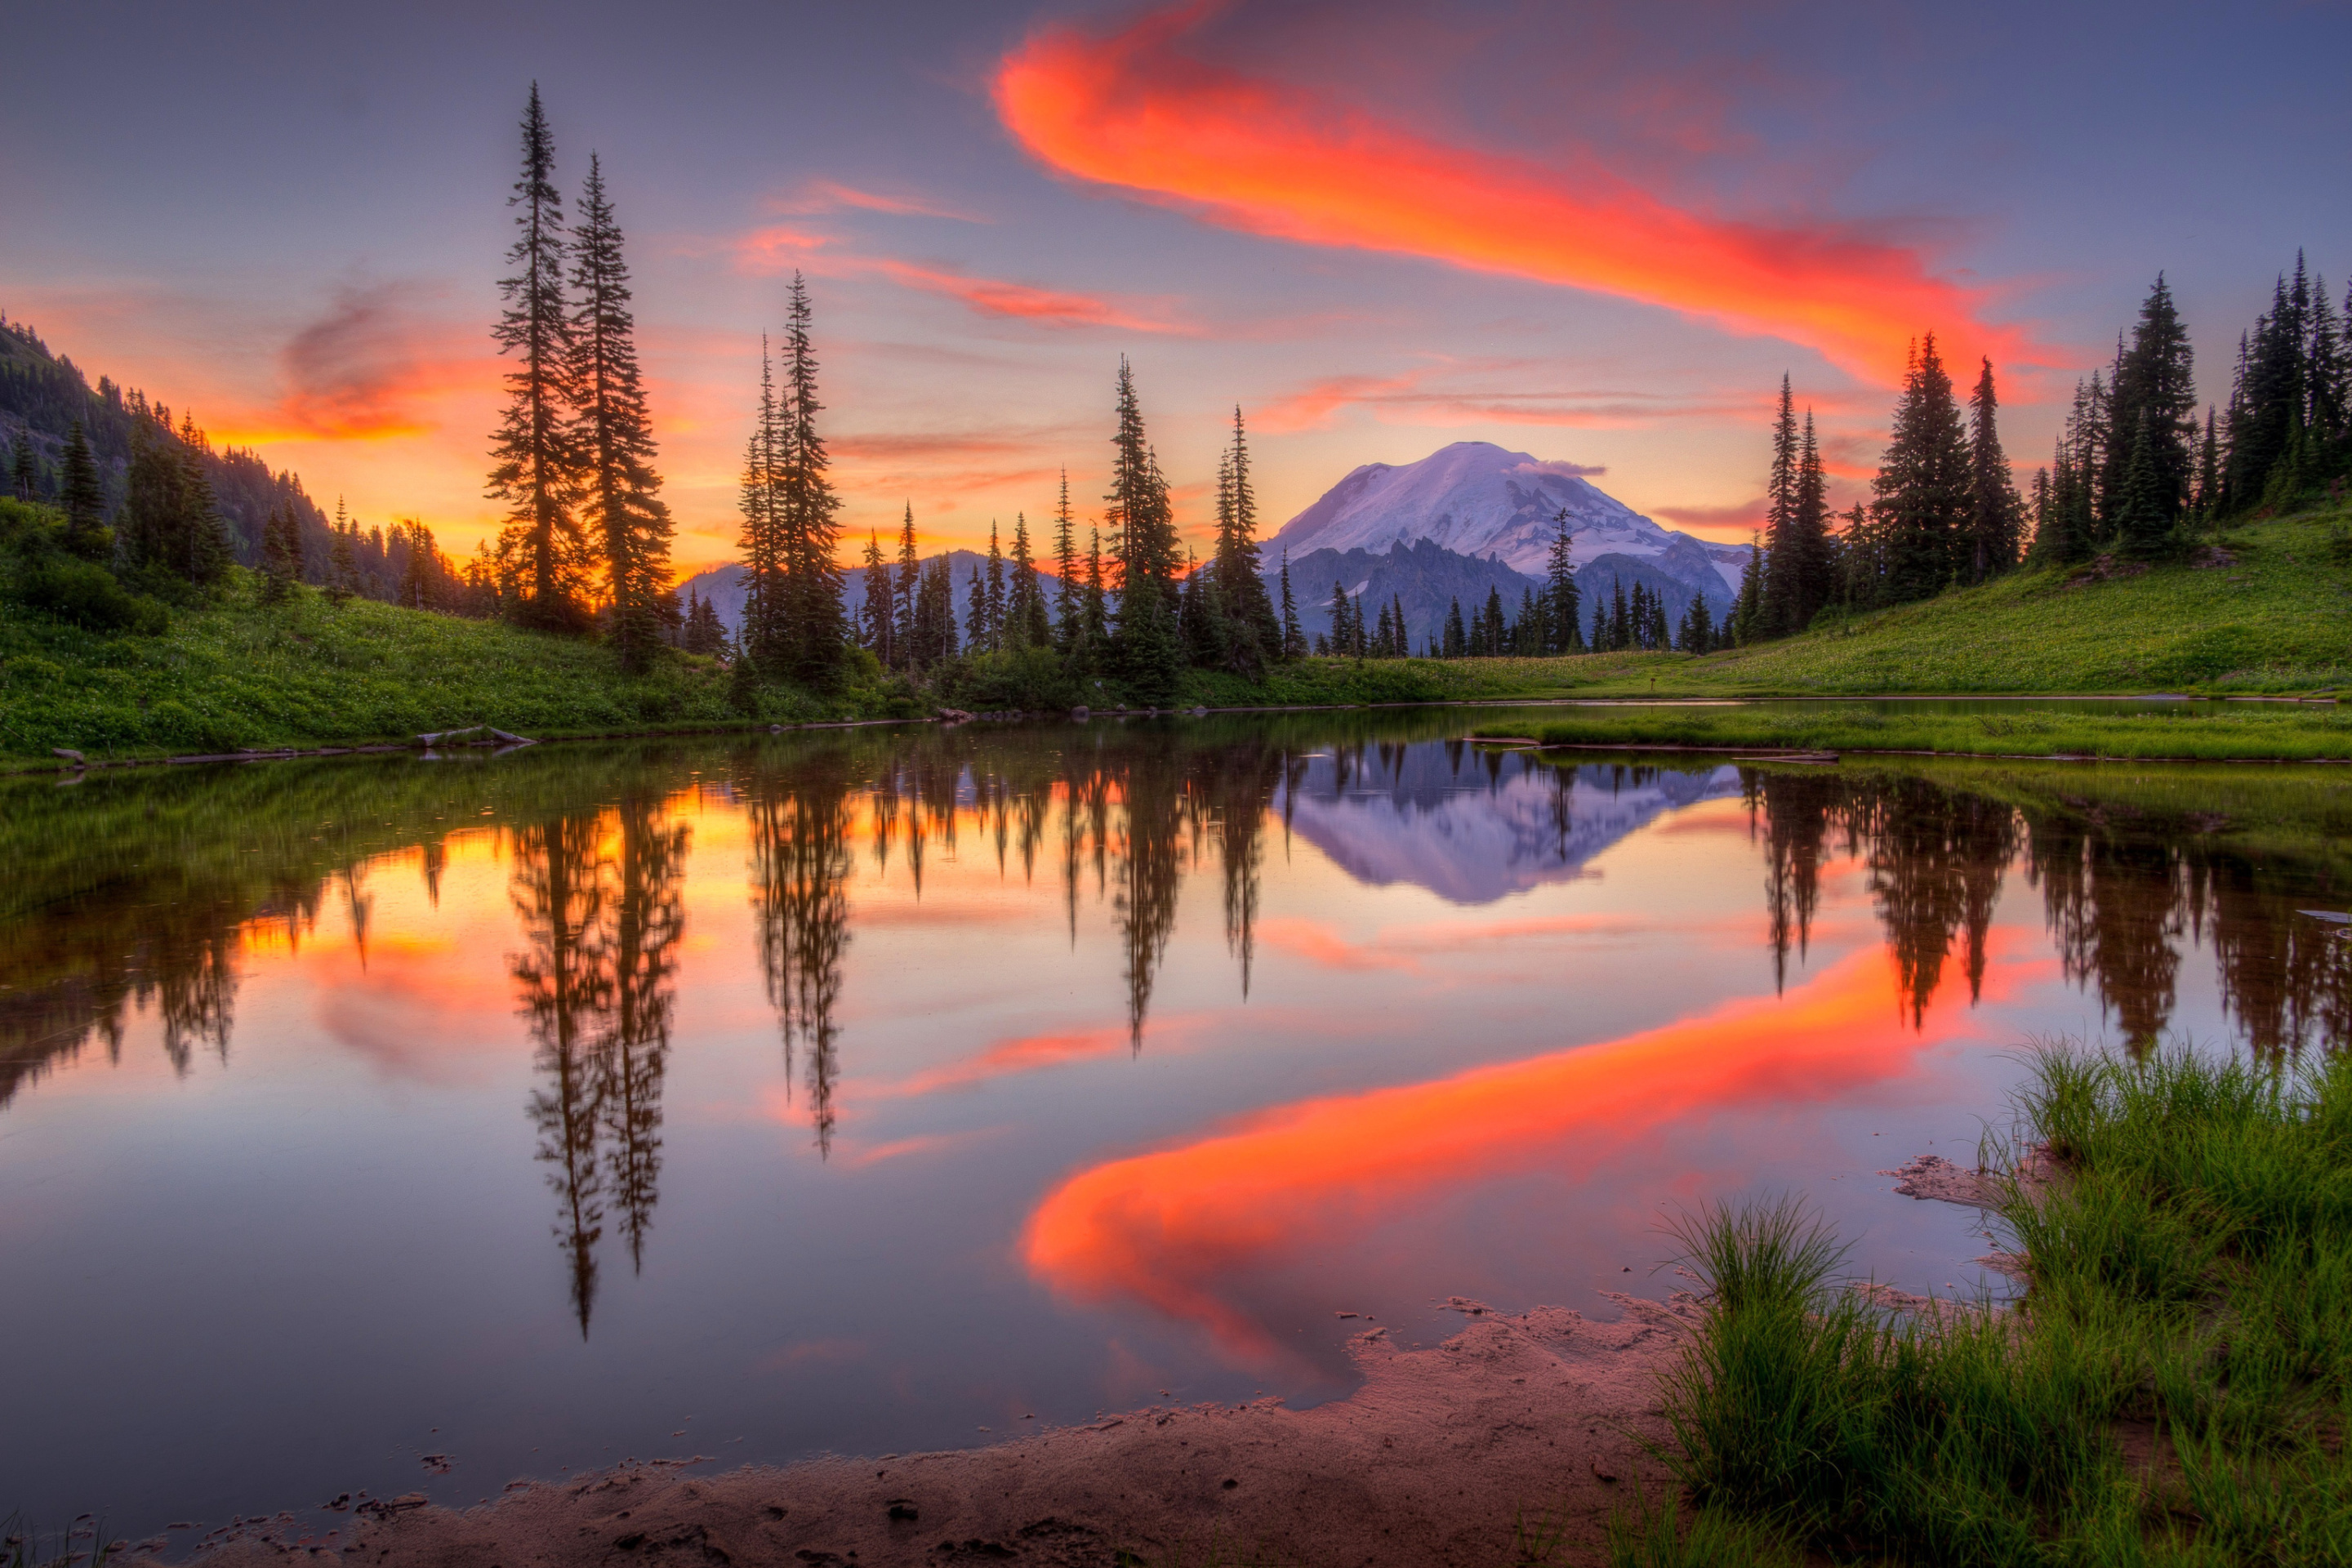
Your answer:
[679,439,1749,648]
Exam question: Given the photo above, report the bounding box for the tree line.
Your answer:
[1731,260,2352,647]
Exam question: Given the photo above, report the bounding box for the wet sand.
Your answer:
[170,1298,1697,1568]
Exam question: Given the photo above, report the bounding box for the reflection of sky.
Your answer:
[1278,752,1742,903]
[0,739,2310,1541]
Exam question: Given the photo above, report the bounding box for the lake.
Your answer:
[5,709,2350,1542]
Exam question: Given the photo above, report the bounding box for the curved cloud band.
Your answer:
[1022,942,2016,1357]
[994,7,2015,382]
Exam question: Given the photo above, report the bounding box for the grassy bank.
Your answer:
[1639,1048,2352,1566]
[0,572,846,764]
[1477,702,2352,761]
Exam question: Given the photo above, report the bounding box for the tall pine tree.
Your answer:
[776,274,846,684]
[1873,333,1971,602]
[568,153,672,669]
[487,84,585,630]
[1965,359,2023,581]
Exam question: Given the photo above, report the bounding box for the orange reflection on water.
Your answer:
[1023,941,2029,1358]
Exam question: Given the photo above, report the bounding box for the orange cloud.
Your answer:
[873,260,1194,335]
[778,179,988,224]
[1022,942,2012,1358]
[212,282,486,443]
[993,7,2029,382]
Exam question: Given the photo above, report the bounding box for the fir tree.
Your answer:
[2103,275,2196,534]
[261,504,301,604]
[1679,591,1714,653]
[1009,512,1050,650]
[2114,409,2173,558]
[1392,594,1408,657]
[1276,550,1303,661]
[966,556,991,650]
[1443,597,1467,658]
[1728,533,1764,643]
[1760,375,1802,635]
[858,531,893,658]
[1966,359,2023,582]
[776,274,846,684]
[1607,578,1630,651]
[567,152,672,670]
[894,502,920,666]
[1873,333,1971,601]
[399,520,438,609]
[1589,595,1607,653]
[2193,408,2221,524]
[1544,510,1581,653]
[8,431,34,502]
[487,83,585,630]
[121,423,229,585]
[327,501,359,605]
[1051,469,1079,652]
[983,519,1006,653]
[738,341,788,668]
[59,420,107,560]
[1081,525,1110,659]
[1210,406,1278,666]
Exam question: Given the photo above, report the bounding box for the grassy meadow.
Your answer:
[1623,1048,2352,1567]
[1477,703,2352,761]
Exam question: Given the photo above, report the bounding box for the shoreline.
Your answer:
[160,1299,1698,1567]
[10,688,2347,777]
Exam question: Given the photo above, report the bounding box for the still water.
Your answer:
[5,710,2350,1537]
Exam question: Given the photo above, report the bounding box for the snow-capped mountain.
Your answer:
[1278,747,1744,905]
[1270,441,1750,598]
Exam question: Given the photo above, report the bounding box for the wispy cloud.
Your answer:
[775,178,990,224]
[993,5,2040,382]
[212,281,483,443]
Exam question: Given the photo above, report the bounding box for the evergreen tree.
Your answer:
[1729,532,1764,642]
[966,556,991,650]
[399,521,438,609]
[8,431,33,502]
[1788,412,1833,621]
[2102,275,2196,535]
[1966,359,2024,582]
[1544,510,1581,653]
[1608,578,1630,651]
[120,423,229,585]
[567,153,672,670]
[1678,591,1714,653]
[858,531,893,659]
[738,341,788,667]
[2114,409,2173,557]
[59,420,107,560]
[1051,469,1079,652]
[1009,511,1050,650]
[1590,595,1608,653]
[1276,550,1304,661]
[983,519,1006,653]
[1392,594,1408,657]
[1081,525,1110,659]
[1443,597,1468,658]
[2193,408,2221,522]
[1872,333,1971,601]
[261,504,302,604]
[1209,407,1279,666]
[326,497,358,605]
[1328,581,1353,656]
[776,274,846,684]
[1760,375,1802,635]
[893,502,920,666]
[487,83,585,630]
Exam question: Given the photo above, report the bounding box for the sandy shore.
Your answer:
[168,1296,1698,1568]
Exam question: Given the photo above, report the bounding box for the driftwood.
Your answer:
[52,747,86,765]
[416,725,536,747]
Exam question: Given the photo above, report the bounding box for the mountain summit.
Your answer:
[1268,441,1749,597]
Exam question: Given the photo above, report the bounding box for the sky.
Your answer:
[5,0,2349,573]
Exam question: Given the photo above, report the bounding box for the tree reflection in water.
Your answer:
[509,794,688,1336]
[748,752,854,1159]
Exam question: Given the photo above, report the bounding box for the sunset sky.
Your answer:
[6,0,2347,572]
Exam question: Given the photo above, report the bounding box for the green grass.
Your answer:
[1477,702,2352,761]
[0,568,883,765]
[1647,1046,2352,1566]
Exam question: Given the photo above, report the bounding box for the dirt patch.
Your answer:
[2059,555,2154,590]
[161,1304,1694,1568]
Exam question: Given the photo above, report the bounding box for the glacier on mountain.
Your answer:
[1269,440,1751,597]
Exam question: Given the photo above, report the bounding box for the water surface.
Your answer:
[5,710,2350,1537]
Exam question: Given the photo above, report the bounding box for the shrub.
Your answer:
[8,556,167,635]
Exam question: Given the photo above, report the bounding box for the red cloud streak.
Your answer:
[994,7,2025,382]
